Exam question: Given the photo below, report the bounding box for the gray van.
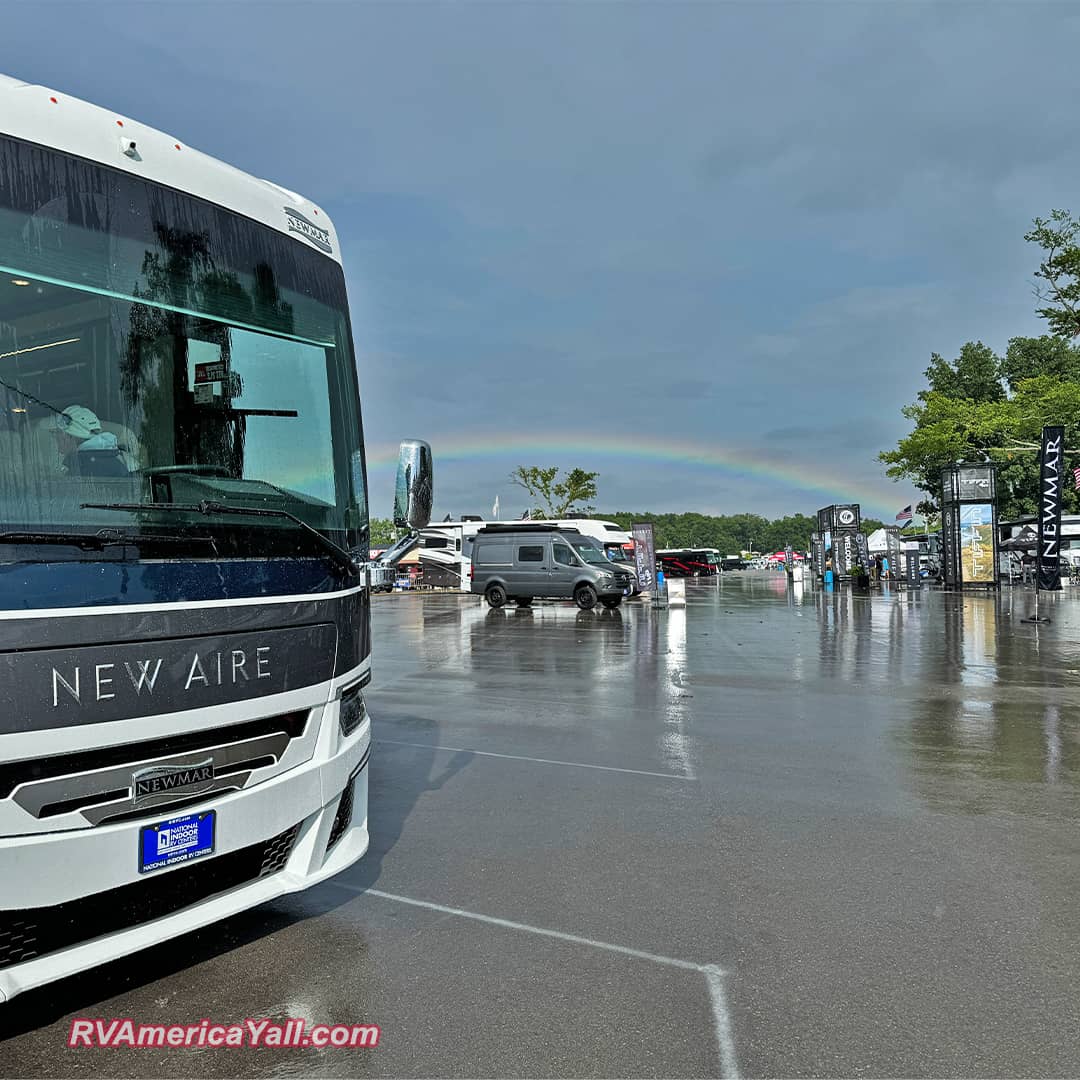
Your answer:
[470,525,633,609]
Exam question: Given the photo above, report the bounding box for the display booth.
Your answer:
[940,464,998,588]
[817,504,861,581]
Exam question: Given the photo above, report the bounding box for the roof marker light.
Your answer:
[49,96,58,104]
[174,143,182,151]
[116,120,124,127]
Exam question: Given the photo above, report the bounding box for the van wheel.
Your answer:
[601,595,622,609]
[515,597,533,607]
[574,584,598,610]
[485,584,508,608]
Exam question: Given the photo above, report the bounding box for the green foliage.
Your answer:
[881,212,1080,519]
[1000,335,1080,391]
[510,466,599,518]
[603,511,820,554]
[880,337,1080,520]
[919,342,1004,404]
[1026,209,1080,337]
[369,517,396,547]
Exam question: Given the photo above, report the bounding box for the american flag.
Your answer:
[896,505,913,524]
[1073,467,1080,493]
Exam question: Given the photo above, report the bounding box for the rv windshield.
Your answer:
[0,134,367,564]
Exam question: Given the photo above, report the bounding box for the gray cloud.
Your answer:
[5,1,1076,518]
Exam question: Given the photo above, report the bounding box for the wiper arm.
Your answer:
[82,500,362,579]
[0,528,215,551]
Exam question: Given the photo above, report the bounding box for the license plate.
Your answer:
[139,810,216,874]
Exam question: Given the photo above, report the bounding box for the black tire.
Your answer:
[515,597,533,607]
[485,583,508,608]
[600,595,622,609]
[574,583,598,610]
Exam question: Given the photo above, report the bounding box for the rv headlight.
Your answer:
[339,683,367,737]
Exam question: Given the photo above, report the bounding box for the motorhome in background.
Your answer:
[418,517,633,592]
[656,548,722,577]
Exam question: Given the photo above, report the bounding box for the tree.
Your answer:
[510,466,599,518]
[369,518,396,547]
[1026,209,1080,337]
[1000,334,1080,391]
[919,342,1004,404]
[880,353,1080,520]
[881,212,1080,520]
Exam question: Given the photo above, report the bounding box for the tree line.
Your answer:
[600,512,887,554]
[369,511,890,553]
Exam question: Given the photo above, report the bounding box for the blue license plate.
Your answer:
[139,810,216,874]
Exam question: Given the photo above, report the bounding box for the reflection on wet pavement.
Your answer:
[6,575,1080,1077]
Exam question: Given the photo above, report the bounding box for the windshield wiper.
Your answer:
[82,500,362,579]
[0,528,215,552]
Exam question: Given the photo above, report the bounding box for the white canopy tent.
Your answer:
[865,528,889,554]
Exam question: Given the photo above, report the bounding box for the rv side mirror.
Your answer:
[393,439,434,531]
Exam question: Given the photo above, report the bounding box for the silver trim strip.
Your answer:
[11,730,299,819]
[0,583,366,621]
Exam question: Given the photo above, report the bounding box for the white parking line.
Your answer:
[376,738,693,780]
[703,964,741,1080]
[331,883,739,1079]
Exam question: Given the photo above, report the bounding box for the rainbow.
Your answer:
[363,432,898,516]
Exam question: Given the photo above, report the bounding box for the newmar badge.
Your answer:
[283,207,333,254]
[133,758,215,807]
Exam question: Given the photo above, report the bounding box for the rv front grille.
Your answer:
[0,822,301,971]
[3,710,310,826]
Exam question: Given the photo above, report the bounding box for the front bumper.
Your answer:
[0,719,370,1003]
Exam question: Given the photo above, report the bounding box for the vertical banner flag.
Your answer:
[886,529,902,578]
[1038,425,1064,591]
[855,532,870,570]
[904,544,922,587]
[631,522,657,593]
[941,506,957,586]
[1073,466,1080,493]
[811,532,825,577]
[492,495,500,519]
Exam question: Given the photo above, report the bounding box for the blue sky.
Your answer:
[6,1,1078,521]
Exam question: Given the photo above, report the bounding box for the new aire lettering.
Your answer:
[51,647,272,707]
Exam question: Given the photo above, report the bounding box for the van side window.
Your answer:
[518,544,545,562]
[552,543,574,566]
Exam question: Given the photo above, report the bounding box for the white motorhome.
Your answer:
[419,517,633,591]
[0,75,432,1000]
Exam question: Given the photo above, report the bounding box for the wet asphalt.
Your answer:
[4,574,1080,1077]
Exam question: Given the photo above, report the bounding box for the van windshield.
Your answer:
[570,539,609,566]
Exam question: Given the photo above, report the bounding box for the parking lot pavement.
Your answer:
[6,578,1080,1076]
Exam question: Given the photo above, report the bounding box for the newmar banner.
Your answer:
[631,522,657,593]
[1038,424,1065,591]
